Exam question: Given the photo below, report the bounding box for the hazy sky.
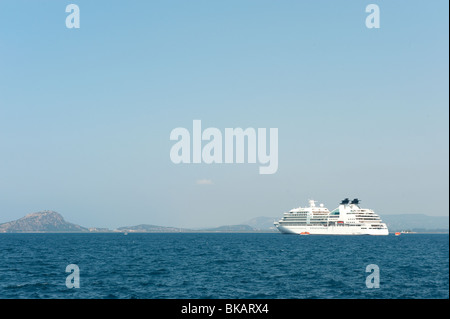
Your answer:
[0,1,448,229]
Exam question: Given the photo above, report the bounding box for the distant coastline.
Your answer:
[0,211,448,234]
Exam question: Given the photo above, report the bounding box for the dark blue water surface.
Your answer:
[0,233,448,299]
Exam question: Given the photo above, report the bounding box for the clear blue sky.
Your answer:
[0,1,448,228]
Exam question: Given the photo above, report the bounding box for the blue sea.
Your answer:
[0,233,448,299]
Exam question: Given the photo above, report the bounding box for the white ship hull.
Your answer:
[276,224,389,236]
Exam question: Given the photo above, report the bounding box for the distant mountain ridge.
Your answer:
[381,214,449,232]
[118,224,258,232]
[0,211,88,233]
[116,224,188,232]
[243,216,278,230]
[199,224,255,232]
[0,211,447,233]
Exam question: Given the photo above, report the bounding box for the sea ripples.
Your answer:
[0,233,448,299]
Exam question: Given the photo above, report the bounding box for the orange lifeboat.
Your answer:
[395,232,401,236]
[300,232,310,235]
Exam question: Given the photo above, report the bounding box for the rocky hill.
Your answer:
[0,211,88,233]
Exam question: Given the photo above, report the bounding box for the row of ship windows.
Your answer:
[290,212,329,214]
[285,217,379,221]
[281,222,383,226]
[281,220,382,223]
[288,213,378,217]
[284,218,327,221]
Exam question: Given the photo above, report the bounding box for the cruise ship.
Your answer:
[274,198,389,235]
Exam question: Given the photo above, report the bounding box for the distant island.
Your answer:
[0,211,448,233]
[0,211,275,233]
[0,211,87,233]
